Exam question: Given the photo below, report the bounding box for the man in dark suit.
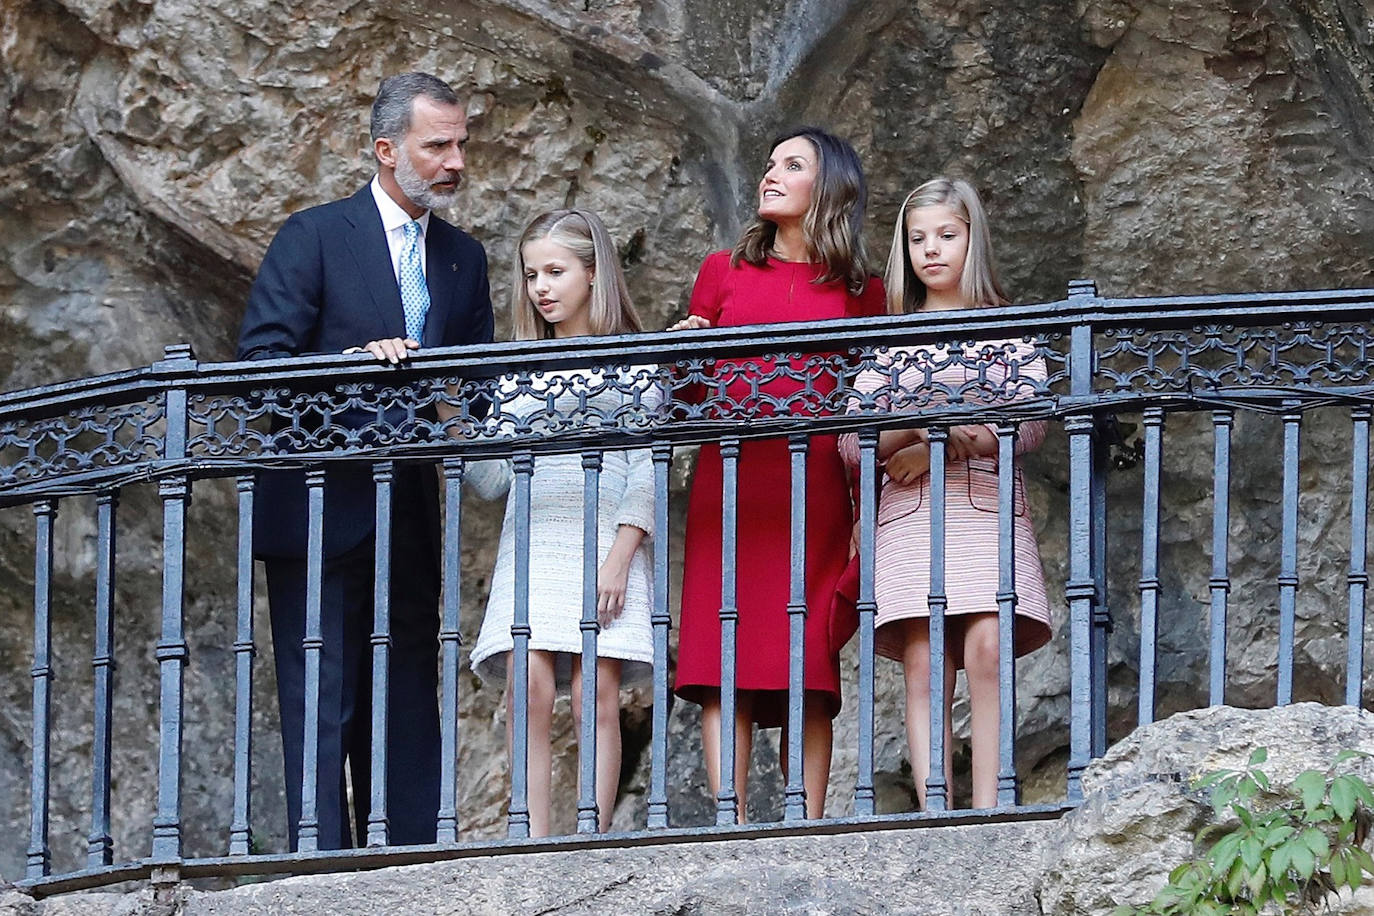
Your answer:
[237,72,493,850]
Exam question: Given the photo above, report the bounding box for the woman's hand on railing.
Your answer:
[667,315,712,332]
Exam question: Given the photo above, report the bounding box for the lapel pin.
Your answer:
[451,263,459,272]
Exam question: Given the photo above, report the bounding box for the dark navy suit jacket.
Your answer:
[236,184,494,559]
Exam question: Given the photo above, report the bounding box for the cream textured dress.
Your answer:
[467,367,661,686]
[838,340,1053,666]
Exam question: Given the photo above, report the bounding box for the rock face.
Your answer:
[1040,702,1374,915]
[2,0,1374,884]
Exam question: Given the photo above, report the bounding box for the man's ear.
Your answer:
[374,137,398,170]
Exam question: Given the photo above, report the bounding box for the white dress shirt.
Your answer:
[370,175,430,280]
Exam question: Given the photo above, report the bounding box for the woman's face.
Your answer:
[757,136,818,225]
[522,236,594,337]
[906,204,969,299]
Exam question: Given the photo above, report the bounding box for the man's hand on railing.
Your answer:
[667,315,712,332]
[342,337,420,364]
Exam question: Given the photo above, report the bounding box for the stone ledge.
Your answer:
[1,819,1053,916]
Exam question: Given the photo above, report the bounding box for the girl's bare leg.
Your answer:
[961,614,1003,809]
[570,657,624,831]
[900,618,955,809]
[506,650,556,837]
[701,689,754,822]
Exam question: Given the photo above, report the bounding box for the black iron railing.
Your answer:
[3,282,1374,894]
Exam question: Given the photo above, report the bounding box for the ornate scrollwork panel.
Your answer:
[0,397,163,488]
[1095,322,1374,393]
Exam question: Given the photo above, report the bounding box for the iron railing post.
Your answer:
[229,477,255,856]
[1136,409,1164,726]
[852,430,878,818]
[1348,407,1371,706]
[367,461,395,847]
[1090,422,1110,758]
[89,489,119,866]
[783,434,809,821]
[995,424,1020,807]
[27,497,56,879]
[647,443,673,829]
[577,451,603,834]
[437,458,465,843]
[1208,409,1234,706]
[1065,284,1096,803]
[152,343,195,871]
[1277,401,1302,704]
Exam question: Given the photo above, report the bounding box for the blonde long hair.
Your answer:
[885,177,1008,314]
[732,126,872,297]
[511,209,644,340]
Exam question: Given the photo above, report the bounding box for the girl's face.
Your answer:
[906,204,969,301]
[523,236,594,337]
[756,136,818,225]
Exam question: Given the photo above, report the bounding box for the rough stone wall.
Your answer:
[1,0,1373,881]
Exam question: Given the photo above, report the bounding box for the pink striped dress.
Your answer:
[838,340,1053,666]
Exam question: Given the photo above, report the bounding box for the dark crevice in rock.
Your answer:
[617,692,653,798]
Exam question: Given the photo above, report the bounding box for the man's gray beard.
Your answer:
[394,147,460,212]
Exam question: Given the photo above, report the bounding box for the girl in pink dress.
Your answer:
[839,178,1051,809]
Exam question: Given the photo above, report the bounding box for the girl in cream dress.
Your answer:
[467,209,659,836]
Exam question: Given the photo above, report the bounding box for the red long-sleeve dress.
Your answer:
[673,250,885,726]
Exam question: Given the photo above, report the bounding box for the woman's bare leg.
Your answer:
[778,693,834,818]
[701,689,754,822]
[570,657,624,831]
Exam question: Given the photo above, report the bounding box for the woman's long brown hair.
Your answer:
[731,126,872,297]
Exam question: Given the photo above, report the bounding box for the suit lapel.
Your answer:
[423,218,458,347]
[343,186,407,340]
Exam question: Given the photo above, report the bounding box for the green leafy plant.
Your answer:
[1115,748,1374,916]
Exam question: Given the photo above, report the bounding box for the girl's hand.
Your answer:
[596,525,646,626]
[877,426,925,460]
[596,553,632,626]
[668,315,712,332]
[886,443,931,486]
[945,424,995,461]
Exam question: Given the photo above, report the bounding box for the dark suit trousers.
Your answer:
[264,467,442,850]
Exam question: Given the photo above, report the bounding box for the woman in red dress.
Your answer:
[670,127,885,819]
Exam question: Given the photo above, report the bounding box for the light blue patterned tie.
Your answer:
[399,220,430,343]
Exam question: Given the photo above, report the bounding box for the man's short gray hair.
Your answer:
[369,72,461,145]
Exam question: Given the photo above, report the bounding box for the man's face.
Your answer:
[384,96,467,212]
